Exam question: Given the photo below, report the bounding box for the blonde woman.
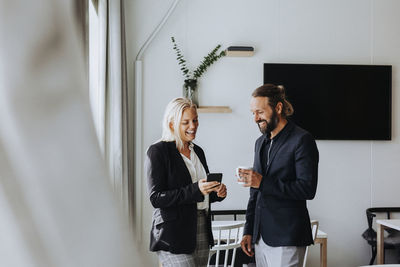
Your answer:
[146,98,227,267]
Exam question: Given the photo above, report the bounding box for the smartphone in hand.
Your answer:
[207,173,223,187]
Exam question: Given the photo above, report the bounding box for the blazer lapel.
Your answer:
[168,142,193,184]
[256,137,266,173]
[264,122,295,175]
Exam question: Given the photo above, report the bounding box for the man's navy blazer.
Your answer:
[146,141,224,254]
[244,120,319,246]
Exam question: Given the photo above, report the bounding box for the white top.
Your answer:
[180,143,209,210]
[376,219,400,231]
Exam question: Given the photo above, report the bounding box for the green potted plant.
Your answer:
[171,37,225,106]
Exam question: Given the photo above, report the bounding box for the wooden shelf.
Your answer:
[197,106,232,113]
[225,51,254,57]
[225,46,254,57]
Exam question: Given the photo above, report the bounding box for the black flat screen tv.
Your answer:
[263,63,392,140]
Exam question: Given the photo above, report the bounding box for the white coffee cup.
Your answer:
[235,166,253,185]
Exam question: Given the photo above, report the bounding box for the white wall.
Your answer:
[126,1,400,266]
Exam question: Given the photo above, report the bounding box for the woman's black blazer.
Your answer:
[145,141,224,254]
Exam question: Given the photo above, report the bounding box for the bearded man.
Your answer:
[239,84,319,267]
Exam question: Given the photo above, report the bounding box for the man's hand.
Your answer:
[238,169,262,188]
[240,235,254,257]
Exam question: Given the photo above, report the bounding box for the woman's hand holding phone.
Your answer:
[198,179,220,195]
[216,183,227,197]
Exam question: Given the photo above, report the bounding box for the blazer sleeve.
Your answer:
[244,187,258,235]
[244,140,261,236]
[261,133,319,200]
[146,144,204,209]
[210,191,225,203]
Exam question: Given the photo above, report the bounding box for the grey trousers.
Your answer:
[254,236,306,267]
[157,210,209,267]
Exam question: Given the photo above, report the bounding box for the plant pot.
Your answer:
[183,79,199,106]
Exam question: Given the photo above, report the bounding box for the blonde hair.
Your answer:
[161,98,197,150]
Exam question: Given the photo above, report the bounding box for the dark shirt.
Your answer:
[260,122,289,174]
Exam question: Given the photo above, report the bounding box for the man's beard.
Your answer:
[257,110,278,135]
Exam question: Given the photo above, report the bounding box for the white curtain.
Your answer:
[0,0,144,266]
[91,0,130,211]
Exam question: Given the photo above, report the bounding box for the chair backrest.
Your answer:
[359,265,400,267]
[208,221,245,267]
[366,207,400,228]
[363,207,400,243]
[362,207,400,265]
[211,209,246,221]
[303,220,319,267]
